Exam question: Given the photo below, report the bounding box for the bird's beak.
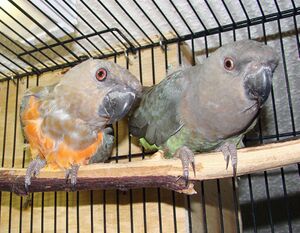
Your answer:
[244,65,274,106]
[98,86,136,124]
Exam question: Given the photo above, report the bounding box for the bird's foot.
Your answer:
[65,164,80,190]
[22,194,32,209]
[25,156,46,192]
[174,146,196,186]
[217,142,237,176]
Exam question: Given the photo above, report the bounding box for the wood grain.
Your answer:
[1,138,300,195]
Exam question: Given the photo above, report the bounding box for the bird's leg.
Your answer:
[174,146,196,186]
[22,194,33,209]
[217,142,237,176]
[65,164,80,190]
[25,156,46,192]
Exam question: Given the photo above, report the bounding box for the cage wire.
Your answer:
[0,0,300,232]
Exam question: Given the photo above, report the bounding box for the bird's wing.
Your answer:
[19,84,56,132]
[129,70,185,146]
[89,125,114,164]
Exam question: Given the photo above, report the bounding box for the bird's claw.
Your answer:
[65,164,80,191]
[225,155,230,170]
[174,146,196,186]
[25,156,46,192]
[218,142,237,177]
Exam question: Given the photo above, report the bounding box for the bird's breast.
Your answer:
[21,96,103,169]
[181,89,259,141]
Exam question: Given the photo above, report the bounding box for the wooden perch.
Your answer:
[1,139,300,195]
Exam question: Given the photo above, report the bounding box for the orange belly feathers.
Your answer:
[21,96,103,169]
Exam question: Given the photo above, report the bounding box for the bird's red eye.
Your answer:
[96,68,107,81]
[224,57,235,71]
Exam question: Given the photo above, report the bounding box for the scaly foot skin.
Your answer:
[65,164,80,190]
[174,146,196,186]
[25,156,47,192]
[217,142,237,176]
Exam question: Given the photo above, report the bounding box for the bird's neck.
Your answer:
[180,67,259,141]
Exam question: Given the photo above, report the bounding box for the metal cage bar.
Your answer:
[43,0,104,56]
[0,1,300,233]
[1,6,299,82]
[62,0,117,54]
[79,0,129,50]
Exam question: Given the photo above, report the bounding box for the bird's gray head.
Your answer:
[183,40,279,140]
[59,59,142,125]
[210,40,279,107]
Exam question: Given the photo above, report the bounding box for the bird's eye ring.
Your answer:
[96,68,107,81]
[224,57,235,71]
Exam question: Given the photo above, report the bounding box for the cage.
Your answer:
[0,0,300,232]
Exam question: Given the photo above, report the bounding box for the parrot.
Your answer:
[20,58,142,190]
[129,40,279,182]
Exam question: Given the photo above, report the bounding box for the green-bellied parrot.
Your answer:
[129,40,279,181]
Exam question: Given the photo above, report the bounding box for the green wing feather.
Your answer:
[129,70,186,147]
